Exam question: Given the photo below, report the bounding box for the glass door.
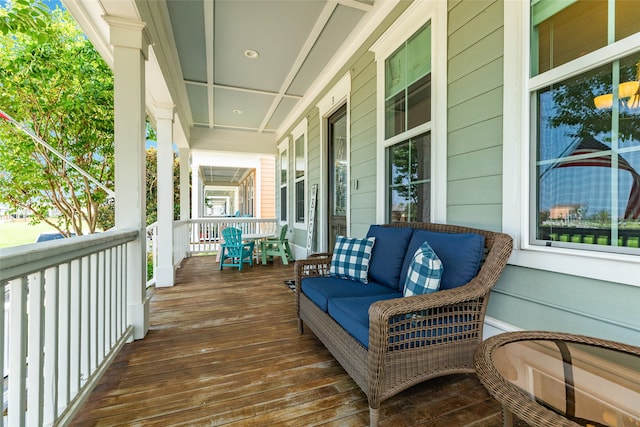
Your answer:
[328,104,347,249]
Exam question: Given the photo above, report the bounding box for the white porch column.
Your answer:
[107,16,150,340]
[155,104,175,287]
[179,148,190,221]
[192,167,202,219]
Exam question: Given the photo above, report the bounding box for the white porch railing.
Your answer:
[0,230,138,427]
[145,218,278,285]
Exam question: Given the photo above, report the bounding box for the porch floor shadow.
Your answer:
[71,255,523,427]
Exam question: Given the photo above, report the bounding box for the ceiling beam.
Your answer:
[258,0,338,133]
[184,80,303,100]
[338,0,373,12]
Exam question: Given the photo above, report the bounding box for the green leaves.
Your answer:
[0,4,115,235]
[0,0,49,42]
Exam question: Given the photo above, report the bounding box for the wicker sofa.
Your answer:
[294,222,513,426]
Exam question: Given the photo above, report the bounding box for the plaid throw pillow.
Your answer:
[329,235,376,283]
[403,241,443,297]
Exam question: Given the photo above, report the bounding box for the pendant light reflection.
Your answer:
[594,61,640,110]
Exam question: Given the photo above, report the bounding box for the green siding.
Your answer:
[447,0,504,231]
[491,266,640,346]
[349,51,378,235]
[448,117,502,156]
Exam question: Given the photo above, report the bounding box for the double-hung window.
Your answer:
[383,23,432,223]
[292,119,307,227]
[530,0,640,254]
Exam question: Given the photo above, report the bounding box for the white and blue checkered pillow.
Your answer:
[403,241,443,297]
[329,235,376,283]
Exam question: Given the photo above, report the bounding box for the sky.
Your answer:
[0,0,64,11]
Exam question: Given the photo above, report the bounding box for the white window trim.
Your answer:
[317,72,351,252]
[370,0,447,224]
[277,138,289,225]
[292,118,308,230]
[502,1,640,287]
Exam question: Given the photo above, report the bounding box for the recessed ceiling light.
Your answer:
[244,49,259,59]
[233,109,243,114]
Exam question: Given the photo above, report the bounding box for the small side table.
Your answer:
[474,331,640,427]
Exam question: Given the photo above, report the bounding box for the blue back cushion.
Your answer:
[400,230,485,290]
[366,225,413,290]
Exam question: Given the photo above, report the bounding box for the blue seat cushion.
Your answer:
[301,276,398,312]
[400,230,485,290]
[328,293,402,348]
[366,225,413,290]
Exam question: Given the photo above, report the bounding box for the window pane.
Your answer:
[386,45,406,98]
[295,180,305,223]
[280,150,287,183]
[280,187,287,222]
[384,23,431,139]
[407,23,431,84]
[532,0,640,76]
[407,74,431,130]
[533,0,607,75]
[388,132,431,223]
[385,92,405,139]
[616,0,640,41]
[295,135,304,179]
[534,56,640,250]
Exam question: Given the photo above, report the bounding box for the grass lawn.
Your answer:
[0,220,60,249]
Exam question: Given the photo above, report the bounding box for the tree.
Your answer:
[145,146,181,225]
[0,0,48,40]
[97,146,182,231]
[0,4,114,235]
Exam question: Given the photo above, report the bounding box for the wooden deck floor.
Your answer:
[71,255,514,427]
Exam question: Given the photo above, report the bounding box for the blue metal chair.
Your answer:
[219,227,255,270]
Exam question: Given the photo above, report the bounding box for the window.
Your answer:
[530,0,640,254]
[385,23,431,139]
[383,23,432,223]
[292,120,307,227]
[278,143,288,223]
[388,133,431,222]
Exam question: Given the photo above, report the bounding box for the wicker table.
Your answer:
[474,331,640,427]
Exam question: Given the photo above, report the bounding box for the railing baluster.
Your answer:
[69,259,81,396]
[97,251,105,362]
[90,253,98,373]
[43,266,60,425]
[8,277,27,427]
[27,272,45,426]
[0,282,5,427]
[58,262,70,409]
[80,255,90,388]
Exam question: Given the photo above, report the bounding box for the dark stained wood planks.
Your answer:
[71,256,524,427]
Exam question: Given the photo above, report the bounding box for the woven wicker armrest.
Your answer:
[367,283,487,351]
[293,254,332,293]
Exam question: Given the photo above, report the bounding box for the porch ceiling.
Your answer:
[199,164,253,186]
[137,0,374,137]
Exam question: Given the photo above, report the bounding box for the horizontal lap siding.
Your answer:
[349,52,378,237]
[447,0,503,231]
[491,266,640,346]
